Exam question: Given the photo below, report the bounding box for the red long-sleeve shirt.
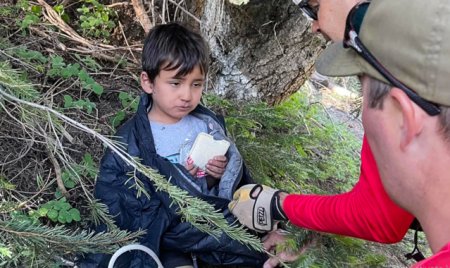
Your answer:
[413,242,450,267]
[283,136,414,243]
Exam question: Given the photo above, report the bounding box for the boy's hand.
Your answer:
[185,156,199,177]
[262,230,314,268]
[205,155,228,179]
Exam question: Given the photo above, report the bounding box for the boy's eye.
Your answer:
[193,82,204,88]
[169,81,180,86]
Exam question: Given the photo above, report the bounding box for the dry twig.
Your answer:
[48,148,69,198]
[35,0,140,66]
[131,0,153,33]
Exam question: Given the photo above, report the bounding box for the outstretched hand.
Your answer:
[262,230,315,268]
[228,184,286,232]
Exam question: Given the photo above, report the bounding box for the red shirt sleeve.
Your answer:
[282,136,414,243]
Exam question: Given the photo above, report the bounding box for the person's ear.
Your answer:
[140,71,153,94]
[390,88,425,150]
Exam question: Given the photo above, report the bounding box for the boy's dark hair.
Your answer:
[142,22,209,82]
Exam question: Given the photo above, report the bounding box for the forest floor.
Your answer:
[307,74,430,268]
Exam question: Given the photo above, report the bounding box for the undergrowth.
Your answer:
[204,93,387,267]
[0,0,394,266]
[204,91,361,194]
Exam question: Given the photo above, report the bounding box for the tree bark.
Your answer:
[198,0,325,105]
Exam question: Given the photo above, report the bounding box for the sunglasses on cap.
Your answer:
[344,2,441,116]
[293,0,319,21]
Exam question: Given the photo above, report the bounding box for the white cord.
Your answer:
[108,244,164,268]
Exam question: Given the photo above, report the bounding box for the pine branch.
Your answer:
[88,199,120,230]
[0,219,144,254]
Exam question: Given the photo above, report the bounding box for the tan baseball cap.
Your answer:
[315,0,450,106]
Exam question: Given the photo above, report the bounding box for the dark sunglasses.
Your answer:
[343,2,440,116]
[294,0,319,21]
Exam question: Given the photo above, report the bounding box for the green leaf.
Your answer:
[53,201,62,210]
[30,5,42,15]
[84,99,96,114]
[111,111,126,128]
[53,4,64,14]
[83,153,93,165]
[20,14,40,29]
[91,83,103,95]
[0,176,16,190]
[48,56,65,77]
[37,207,48,217]
[51,56,65,68]
[41,203,52,210]
[63,95,73,108]
[54,189,62,199]
[47,209,58,220]
[69,208,81,221]
[61,13,70,23]
[14,48,47,64]
[58,211,67,223]
[77,55,101,71]
[77,6,90,14]
[65,213,73,224]
[15,0,29,9]
[131,97,139,112]
[64,179,75,189]
[78,69,89,81]
[60,202,71,211]
[61,63,80,78]
[118,92,129,100]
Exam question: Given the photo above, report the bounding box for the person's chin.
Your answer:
[176,106,193,114]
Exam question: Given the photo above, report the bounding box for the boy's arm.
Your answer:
[95,148,172,249]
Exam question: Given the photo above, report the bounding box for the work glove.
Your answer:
[228,184,288,232]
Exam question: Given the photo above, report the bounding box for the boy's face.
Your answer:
[141,64,205,124]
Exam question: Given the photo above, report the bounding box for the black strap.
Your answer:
[271,191,288,221]
[404,223,425,262]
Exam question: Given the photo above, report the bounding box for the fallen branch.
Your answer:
[48,148,69,198]
[131,0,153,33]
[35,0,140,66]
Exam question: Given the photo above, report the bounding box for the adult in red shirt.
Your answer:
[231,0,450,266]
[288,0,414,242]
[232,1,415,267]
[234,0,414,240]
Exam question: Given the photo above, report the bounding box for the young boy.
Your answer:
[81,23,269,268]
[140,22,228,191]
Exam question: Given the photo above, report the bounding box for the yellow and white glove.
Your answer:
[228,184,287,232]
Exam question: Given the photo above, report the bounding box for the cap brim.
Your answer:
[315,42,388,85]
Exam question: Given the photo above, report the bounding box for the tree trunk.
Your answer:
[198,0,325,105]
